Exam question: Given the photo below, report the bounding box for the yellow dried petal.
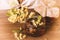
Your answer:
[23,35,26,39]
[8,14,17,23]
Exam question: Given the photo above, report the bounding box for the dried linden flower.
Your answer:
[28,12,35,18]
[8,14,17,23]
[19,33,26,40]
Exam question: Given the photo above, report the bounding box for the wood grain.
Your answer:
[0,10,60,40]
[0,10,20,40]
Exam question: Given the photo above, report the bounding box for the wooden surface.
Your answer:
[0,1,60,40]
[0,10,60,40]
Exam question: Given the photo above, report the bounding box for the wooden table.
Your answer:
[0,10,60,40]
[0,0,60,40]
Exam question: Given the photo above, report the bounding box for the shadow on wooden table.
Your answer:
[0,10,60,40]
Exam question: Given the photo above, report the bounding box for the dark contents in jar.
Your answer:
[19,9,54,37]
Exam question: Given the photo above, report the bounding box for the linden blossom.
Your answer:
[7,6,45,40]
[7,7,42,24]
